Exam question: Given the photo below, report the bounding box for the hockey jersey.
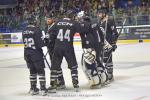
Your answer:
[98,18,119,44]
[22,25,45,50]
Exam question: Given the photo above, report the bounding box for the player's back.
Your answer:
[52,18,79,48]
[22,25,44,50]
[81,20,104,50]
[80,20,96,49]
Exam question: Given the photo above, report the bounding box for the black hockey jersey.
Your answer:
[79,18,104,49]
[49,18,80,47]
[22,25,45,50]
[98,18,118,44]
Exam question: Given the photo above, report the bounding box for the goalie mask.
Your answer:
[76,11,85,22]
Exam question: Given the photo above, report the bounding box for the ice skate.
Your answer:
[40,87,47,96]
[57,84,66,90]
[47,86,56,93]
[74,84,79,92]
[29,87,39,95]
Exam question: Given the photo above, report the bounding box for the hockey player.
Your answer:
[47,10,80,93]
[45,17,66,90]
[22,16,47,95]
[76,11,108,88]
[97,8,119,82]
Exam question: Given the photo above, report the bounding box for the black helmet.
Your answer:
[83,16,91,22]
[66,10,76,19]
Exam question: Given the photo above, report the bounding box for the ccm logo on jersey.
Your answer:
[23,30,34,35]
[57,22,73,26]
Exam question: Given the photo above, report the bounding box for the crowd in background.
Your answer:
[0,0,150,32]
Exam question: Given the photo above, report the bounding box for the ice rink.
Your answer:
[0,43,150,100]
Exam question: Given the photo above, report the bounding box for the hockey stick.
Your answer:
[41,23,56,69]
[41,35,51,69]
[117,18,127,37]
[44,48,49,58]
[43,54,51,69]
[81,53,84,66]
[43,42,55,69]
[104,51,112,66]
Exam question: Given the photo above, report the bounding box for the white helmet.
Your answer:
[77,11,85,18]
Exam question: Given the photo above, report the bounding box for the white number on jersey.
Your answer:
[24,38,35,49]
[57,29,70,42]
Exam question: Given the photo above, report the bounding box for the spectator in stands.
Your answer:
[1,0,150,32]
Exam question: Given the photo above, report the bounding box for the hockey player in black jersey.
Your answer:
[22,16,47,95]
[45,17,66,90]
[76,11,108,88]
[47,11,80,93]
[97,8,119,83]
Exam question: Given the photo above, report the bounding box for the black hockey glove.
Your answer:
[104,40,113,52]
[111,44,117,52]
[44,38,49,46]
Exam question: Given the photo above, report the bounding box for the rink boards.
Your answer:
[1,29,150,48]
[1,39,150,48]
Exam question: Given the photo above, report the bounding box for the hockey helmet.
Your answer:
[83,16,91,22]
[77,11,85,18]
[66,10,76,19]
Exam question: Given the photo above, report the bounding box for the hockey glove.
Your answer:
[111,44,117,52]
[43,38,49,46]
[83,48,96,65]
[103,40,112,52]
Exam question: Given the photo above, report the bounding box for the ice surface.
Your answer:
[0,43,150,100]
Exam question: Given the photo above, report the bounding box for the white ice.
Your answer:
[0,43,150,100]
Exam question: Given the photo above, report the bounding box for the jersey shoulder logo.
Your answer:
[23,30,34,35]
[91,23,97,28]
[57,22,73,26]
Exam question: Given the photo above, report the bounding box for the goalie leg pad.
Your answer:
[96,65,108,84]
[83,62,101,86]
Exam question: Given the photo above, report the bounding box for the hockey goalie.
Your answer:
[82,48,101,88]
[77,11,109,88]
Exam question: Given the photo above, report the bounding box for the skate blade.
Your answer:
[74,88,80,92]
[90,84,101,89]
[57,86,66,90]
[40,91,47,96]
[104,78,114,85]
[48,89,56,93]
[29,91,39,96]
